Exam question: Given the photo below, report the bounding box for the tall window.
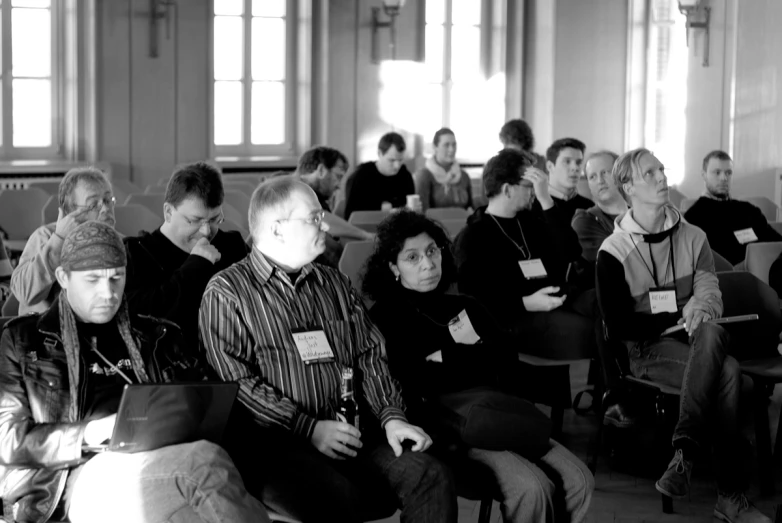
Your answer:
[0,0,59,160]
[213,0,293,157]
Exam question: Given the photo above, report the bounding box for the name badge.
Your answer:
[649,289,677,314]
[519,259,548,279]
[733,228,758,245]
[291,330,336,364]
[448,310,481,345]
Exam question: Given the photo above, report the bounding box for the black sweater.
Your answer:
[684,197,782,265]
[344,162,415,219]
[533,193,594,227]
[453,205,582,328]
[124,228,249,349]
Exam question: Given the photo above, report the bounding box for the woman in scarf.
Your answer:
[414,128,473,211]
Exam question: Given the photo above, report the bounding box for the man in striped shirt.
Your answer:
[199,178,456,523]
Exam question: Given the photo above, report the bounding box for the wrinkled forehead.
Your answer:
[706,158,733,172]
[586,155,615,175]
[637,153,662,174]
[274,186,322,219]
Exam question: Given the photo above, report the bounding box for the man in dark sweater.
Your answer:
[124,162,249,351]
[344,132,417,219]
[532,138,593,223]
[684,150,782,266]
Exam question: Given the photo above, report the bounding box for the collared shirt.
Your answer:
[701,190,730,201]
[199,247,406,440]
[548,184,578,201]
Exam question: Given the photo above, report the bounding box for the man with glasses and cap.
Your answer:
[12,167,118,315]
[124,162,249,350]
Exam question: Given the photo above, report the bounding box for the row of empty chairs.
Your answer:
[347,208,469,238]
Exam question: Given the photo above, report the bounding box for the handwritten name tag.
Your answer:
[448,310,481,345]
[519,259,548,279]
[292,330,336,364]
[649,290,677,314]
[733,228,758,245]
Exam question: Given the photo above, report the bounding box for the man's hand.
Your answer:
[311,420,362,460]
[522,286,566,312]
[55,207,91,240]
[680,296,712,334]
[425,350,443,363]
[384,419,432,457]
[191,237,222,264]
[523,167,554,210]
[84,414,117,446]
[361,230,376,242]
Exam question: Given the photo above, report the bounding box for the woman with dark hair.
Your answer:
[413,128,473,212]
[363,210,594,523]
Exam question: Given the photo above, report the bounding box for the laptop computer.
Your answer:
[86,382,239,454]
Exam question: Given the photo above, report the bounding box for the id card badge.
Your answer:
[519,259,548,279]
[649,288,678,314]
[448,310,481,345]
[291,329,336,364]
[733,228,758,245]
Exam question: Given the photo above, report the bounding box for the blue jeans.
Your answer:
[245,433,457,523]
[628,323,743,492]
[467,439,594,523]
[68,440,269,523]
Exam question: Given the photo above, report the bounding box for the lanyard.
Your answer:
[631,232,676,289]
[489,214,531,260]
[90,337,134,385]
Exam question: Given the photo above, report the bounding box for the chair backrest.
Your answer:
[440,218,467,239]
[27,181,62,195]
[667,187,687,209]
[1,292,19,316]
[338,241,374,294]
[713,251,733,272]
[223,180,258,195]
[0,316,14,330]
[157,177,170,186]
[113,204,162,237]
[426,207,469,221]
[223,191,251,221]
[745,242,782,285]
[110,179,142,206]
[679,198,697,214]
[144,185,165,194]
[41,194,59,226]
[221,203,245,228]
[746,196,778,222]
[124,193,164,218]
[769,222,782,236]
[0,188,52,239]
[219,218,249,237]
[347,211,390,233]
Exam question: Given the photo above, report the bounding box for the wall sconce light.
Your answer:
[678,0,711,66]
[371,0,406,64]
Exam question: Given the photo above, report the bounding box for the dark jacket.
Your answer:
[571,206,618,264]
[124,229,249,350]
[0,300,205,523]
[344,162,415,219]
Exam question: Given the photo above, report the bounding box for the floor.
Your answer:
[373,360,782,523]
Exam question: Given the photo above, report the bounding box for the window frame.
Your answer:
[211,0,298,159]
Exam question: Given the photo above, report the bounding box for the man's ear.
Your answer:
[54,267,69,291]
[270,219,284,242]
[623,181,634,199]
[501,183,512,198]
[546,160,555,174]
[163,202,173,223]
[316,164,328,179]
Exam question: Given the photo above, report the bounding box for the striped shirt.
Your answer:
[199,247,406,440]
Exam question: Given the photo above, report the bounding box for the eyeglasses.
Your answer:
[74,196,116,213]
[181,211,225,228]
[278,209,326,227]
[398,245,442,266]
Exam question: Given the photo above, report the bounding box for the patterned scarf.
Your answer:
[58,292,150,421]
[426,156,463,194]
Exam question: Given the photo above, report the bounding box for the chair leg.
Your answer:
[752,380,775,496]
[477,497,493,523]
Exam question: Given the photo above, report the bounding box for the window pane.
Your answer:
[450,25,480,82]
[427,83,444,129]
[425,0,445,24]
[425,24,443,83]
[251,81,285,144]
[214,81,243,145]
[12,7,50,77]
[214,16,243,81]
[252,17,285,81]
[452,0,481,25]
[214,0,242,15]
[13,78,50,146]
[12,0,50,7]
[253,0,285,17]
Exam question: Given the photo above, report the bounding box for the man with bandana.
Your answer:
[0,221,269,523]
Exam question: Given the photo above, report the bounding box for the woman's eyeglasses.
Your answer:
[399,245,442,265]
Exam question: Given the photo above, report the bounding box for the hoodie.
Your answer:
[596,206,722,342]
[453,204,581,329]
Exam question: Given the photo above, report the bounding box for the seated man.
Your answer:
[684,150,782,266]
[124,162,249,350]
[454,149,590,362]
[499,118,547,171]
[572,150,627,267]
[533,138,593,223]
[199,178,456,523]
[11,167,116,314]
[597,148,770,523]
[0,221,268,523]
[343,132,417,219]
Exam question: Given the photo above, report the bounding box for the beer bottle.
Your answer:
[337,366,359,430]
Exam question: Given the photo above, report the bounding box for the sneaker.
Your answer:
[655,449,693,499]
[714,492,771,523]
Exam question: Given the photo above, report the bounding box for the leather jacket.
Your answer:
[0,299,207,523]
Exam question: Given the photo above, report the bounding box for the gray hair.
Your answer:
[58,167,111,213]
[248,177,302,243]
[613,148,653,203]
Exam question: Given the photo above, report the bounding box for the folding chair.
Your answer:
[747,197,779,222]
[144,185,165,194]
[713,251,733,272]
[679,198,697,214]
[27,181,62,195]
[0,188,51,240]
[41,195,59,226]
[338,241,374,296]
[745,242,782,285]
[770,222,782,236]
[1,293,18,316]
[426,207,469,221]
[224,191,251,222]
[124,193,165,219]
[113,204,162,237]
[347,211,391,234]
